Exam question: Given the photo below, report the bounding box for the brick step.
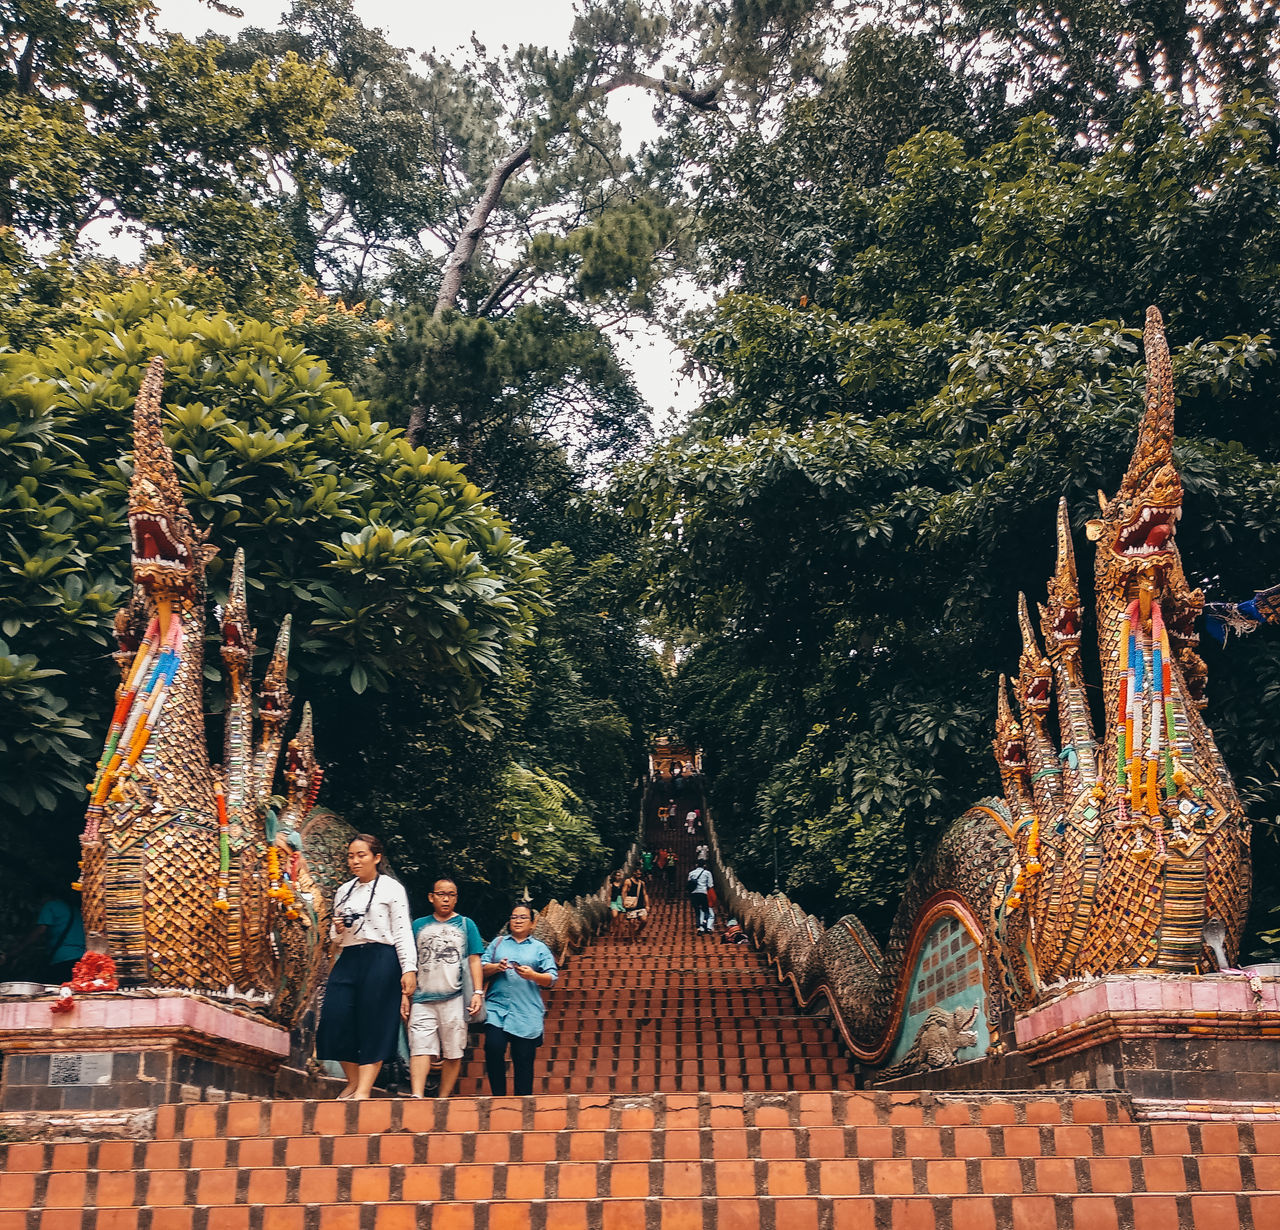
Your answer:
[6,1152,1279,1211]
[540,1015,832,1030]
[550,988,798,998]
[525,1031,835,1048]
[533,1032,838,1049]
[557,972,777,983]
[452,1057,843,1078]
[144,1093,1138,1141]
[8,1194,1278,1230]
[544,1014,825,1027]
[449,1073,848,1095]
[7,1121,1264,1176]
[516,1043,838,1061]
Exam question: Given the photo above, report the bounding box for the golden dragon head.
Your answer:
[280,703,324,829]
[993,674,1029,795]
[260,616,293,726]
[220,548,254,685]
[128,357,215,602]
[1039,498,1082,657]
[1014,593,1053,724]
[1085,307,1182,599]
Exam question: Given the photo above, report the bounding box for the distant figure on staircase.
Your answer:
[608,872,626,935]
[481,904,558,1095]
[621,871,649,941]
[688,860,715,934]
[403,878,485,1099]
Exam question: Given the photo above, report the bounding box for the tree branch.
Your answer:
[431,69,722,318]
[478,263,531,317]
[434,141,533,316]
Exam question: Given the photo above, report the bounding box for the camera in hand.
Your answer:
[337,908,364,929]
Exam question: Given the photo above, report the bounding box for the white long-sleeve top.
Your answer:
[329,874,417,973]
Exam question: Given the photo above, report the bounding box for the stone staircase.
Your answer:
[4,802,1279,1227]
[450,872,850,1097]
[3,1091,1279,1228]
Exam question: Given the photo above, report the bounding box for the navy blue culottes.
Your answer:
[316,942,402,1065]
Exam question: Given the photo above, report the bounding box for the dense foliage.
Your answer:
[9,0,1280,953]
[625,90,1280,945]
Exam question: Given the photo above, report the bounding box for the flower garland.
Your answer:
[266,845,300,919]
[49,952,119,1014]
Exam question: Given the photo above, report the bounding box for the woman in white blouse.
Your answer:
[315,834,417,1099]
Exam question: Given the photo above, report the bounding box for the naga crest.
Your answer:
[79,358,350,1023]
[997,306,1249,987]
[1040,500,1082,657]
[128,359,216,601]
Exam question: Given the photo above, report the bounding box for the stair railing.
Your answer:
[698,789,882,1066]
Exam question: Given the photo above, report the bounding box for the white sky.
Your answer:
[151,0,701,421]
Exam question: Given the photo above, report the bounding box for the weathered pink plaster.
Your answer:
[1015,974,1280,1047]
[0,993,288,1057]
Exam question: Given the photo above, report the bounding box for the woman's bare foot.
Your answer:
[336,1088,357,1100]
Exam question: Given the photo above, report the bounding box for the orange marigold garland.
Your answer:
[49,952,119,1014]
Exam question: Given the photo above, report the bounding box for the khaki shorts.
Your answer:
[408,997,468,1059]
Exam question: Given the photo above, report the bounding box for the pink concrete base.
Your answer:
[0,992,289,1057]
[0,991,292,1110]
[1016,972,1280,1064]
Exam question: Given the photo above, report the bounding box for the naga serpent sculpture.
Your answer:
[78,357,352,1025]
[718,307,1250,1071]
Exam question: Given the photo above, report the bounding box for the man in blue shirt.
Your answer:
[480,903,558,1096]
[0,894,85,984]
[403,879,484,1098]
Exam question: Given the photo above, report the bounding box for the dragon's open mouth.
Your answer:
[130,514,189,570]
[1001,741,1026,768]
[1026,675,1051,709]
[1052,607,1080,643]
[1115,506,1179,558]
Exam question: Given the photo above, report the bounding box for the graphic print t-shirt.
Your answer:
[411,914,484,1002]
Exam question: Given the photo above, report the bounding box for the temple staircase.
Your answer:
[4,800,1280,1226]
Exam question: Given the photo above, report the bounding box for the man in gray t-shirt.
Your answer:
[402,879,484,1098]
[687,861,714,933]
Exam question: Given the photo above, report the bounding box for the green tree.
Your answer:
[0,273,547,816]
[1,0,348,283]
[627,95,1280,938]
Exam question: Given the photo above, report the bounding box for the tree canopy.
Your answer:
[9,0,1280,950]
[622,91,1280,942]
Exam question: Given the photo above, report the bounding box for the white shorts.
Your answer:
[408,997,468,1059]
[626,908,648,920]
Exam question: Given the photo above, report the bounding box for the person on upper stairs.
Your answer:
[608,871,626,935]
[620,870,649,941]
[481,903,558,1095]
[687,859,715,934]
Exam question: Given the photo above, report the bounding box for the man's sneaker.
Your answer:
[424,1067,441,1095]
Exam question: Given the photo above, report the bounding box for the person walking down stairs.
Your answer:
[480,903,558,1095]
[404,878,485,1099]
[620,871,649,941]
